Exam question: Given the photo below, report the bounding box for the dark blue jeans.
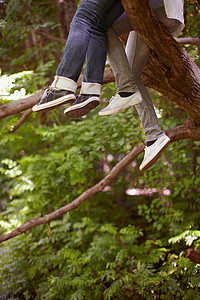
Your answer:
[56,0,124,83]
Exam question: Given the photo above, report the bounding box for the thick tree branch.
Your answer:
[0,124,200,244]
[0,90,44,119]
[121,0,200,123]
[1,1,200,125]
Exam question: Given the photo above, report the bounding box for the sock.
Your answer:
[147,139,157,147]
[118,92,135,97]
[81,94,99,97]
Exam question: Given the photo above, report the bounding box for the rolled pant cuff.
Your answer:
[146,132,166,143]
[80,82,101,95]
[51,75,77,93]
[118,87,137,93]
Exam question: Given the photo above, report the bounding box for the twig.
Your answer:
[114,235,133,273]
[35,30,66,45]
[9,109,32,133]
[176,37,200,46]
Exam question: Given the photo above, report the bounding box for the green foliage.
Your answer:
[0,0,200,299]
[0,90,199,298]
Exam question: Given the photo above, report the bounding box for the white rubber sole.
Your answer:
[32,94,76,112]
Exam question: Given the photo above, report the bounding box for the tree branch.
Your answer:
[121,0,200,123]
[176,37,200,46]
[0,90,44,119]
[186,248,200,264]
[35,29,200,47]
[9,109,32,133]
[35,30,66,44]
[0,124,200,244]
[0,70,114,120]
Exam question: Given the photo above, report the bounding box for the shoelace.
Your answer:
[37,88,52,104]
[45,88,52,96]
[109,94,120,103]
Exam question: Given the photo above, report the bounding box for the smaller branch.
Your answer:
[36,30,200,47]
[35,30,66,45]
[193,149,197,176]
[115,234,133,274]
[9,109,32,133]
[176,37,200,46]
[186,248,200,264]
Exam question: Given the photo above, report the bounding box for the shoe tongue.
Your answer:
[76,94,89,104]
[110,96,115,102]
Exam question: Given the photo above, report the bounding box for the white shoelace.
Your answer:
[109,94,120,103]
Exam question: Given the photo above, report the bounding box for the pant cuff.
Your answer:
[51,75,77,93]
[118,87,137,93]
[80,82,101,95]
[146,131,166,142]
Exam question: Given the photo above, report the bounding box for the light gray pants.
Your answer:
[107,6,181,142]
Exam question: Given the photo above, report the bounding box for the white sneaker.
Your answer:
[98,91,143,116]
[139,134,170,171]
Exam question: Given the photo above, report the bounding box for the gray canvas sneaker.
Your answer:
[64,94,100,117]
[32,88,76,112]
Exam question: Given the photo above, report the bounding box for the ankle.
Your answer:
[81,94,99,97]
[147,139,157,147]
[118,92,135,97]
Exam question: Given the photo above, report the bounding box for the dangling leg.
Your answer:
[63,0,125,117]
[32,0,123,112]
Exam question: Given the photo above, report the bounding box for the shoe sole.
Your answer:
[32,94,76,112]
[64,98,100,117]
[140,138,170,171]
[98,95,143,116]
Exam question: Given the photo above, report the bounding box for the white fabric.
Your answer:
[80,82,101,95]
[164,0,185,34]
[150,0,185,36]
[51,75,77,93]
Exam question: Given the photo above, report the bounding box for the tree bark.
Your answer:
[63,0,76,34]
[186,248,200,264]
[176,37,200,46]
[55,0,68,39]
[122,0,200,124]
[0,90,44,119]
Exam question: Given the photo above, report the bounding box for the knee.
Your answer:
[165,19,182,35]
